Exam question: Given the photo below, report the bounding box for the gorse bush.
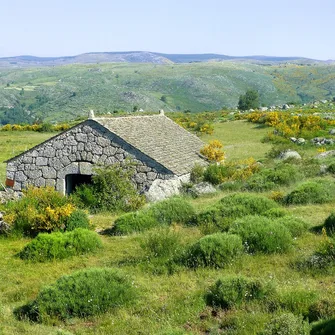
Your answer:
[203,158,259,185]
[111,197,195,235]
[261,313,310,335]
[263,207,288,218]
[230,216,293,254]
[205,276,275,309]
[15,268,136,321]
[284,180,335,205]
[183,233,243,268]
[3,186,80,236]
[18,229,102,262]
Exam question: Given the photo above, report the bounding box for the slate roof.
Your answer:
[94,114,205,175]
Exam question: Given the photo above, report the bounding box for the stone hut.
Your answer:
[5,113,206,201]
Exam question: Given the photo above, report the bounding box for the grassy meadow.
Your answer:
[1,119,335,334]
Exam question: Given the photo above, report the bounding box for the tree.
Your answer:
[238,90,260,110]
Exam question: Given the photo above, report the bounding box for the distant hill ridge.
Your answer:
[0,51,332,68]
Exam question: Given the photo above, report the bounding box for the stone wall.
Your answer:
[6,120,174,195]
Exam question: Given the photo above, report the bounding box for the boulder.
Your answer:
[145,177,182,202]
[188,182,216,197]
[278,150,301,160]
[297,138,306,145]
[329,129,335,135]
[315,150,335,159]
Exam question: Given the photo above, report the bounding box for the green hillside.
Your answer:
[1,62,335,123]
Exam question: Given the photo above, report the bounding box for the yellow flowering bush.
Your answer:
[3,186,83,236]
[200,140,225,163]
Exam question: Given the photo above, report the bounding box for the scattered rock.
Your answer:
[329,129,335,135]
[278,150,301,160]
[311,137,335,145]
[297,138,306,145]
[0,212,10,235]
[188,182,216,197]
[282,104,290,110]
[315,150,335,159]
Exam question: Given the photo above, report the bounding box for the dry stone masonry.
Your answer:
[6,114,206,201]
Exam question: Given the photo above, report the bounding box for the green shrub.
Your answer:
[203,164,228,185]
[219,193,279,214]
[147,197,195,225]
[141,227,182,259]
[65,209,90,231]
[205,276,274,309]
[275,216,308,238]
[190,164,205,183]
[183,233,243,268]
[327,162,335,174]
[311,318,335,335]
[308,299,335,322]
[261,313,310,335]
[284,180,335,205]
[323,213,335,235]
[72,163,145,213]
[246,163,302,191]
[15,268,136,321]
[230,216,293,254]
[193,193,279,232]
[279,289,318,317]
[18,229,102,262]
[263,208,288,218]
[112,211,157,235]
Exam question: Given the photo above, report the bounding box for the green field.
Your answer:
[1,120,335,334]
[1,62,335,123]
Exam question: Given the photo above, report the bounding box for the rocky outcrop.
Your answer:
[188,182,216,197]
[277,150,301,160]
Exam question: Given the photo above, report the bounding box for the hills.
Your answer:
[1,60,335,123]
[0,51,331,68]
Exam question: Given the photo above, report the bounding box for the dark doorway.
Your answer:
[65,174,92,195]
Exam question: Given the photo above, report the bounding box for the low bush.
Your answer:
[284,180,335,205]
[246,163,302,191]
[327,162,335,174]
[112,211,157,235]
[323,213,335,235]
[279,289,318,317]
[183,233,243,268]
[140,227,182,259]
[275,216,308,238]
[147,197,195,225]
[311,318,335,335]
[263,208,288,218]
[203,164,230,185]
[72,163,146,213]
[18,229,102,262]
[308,299,335,322]
[205,276,275,309]
[193,193,279,233]
[230,216,293,254]
[15,268,136,321]
[219,193,279,214]
[3,186,77,236]
[190,163,205,183]
[261,313,310,335]
[65,209,90,231]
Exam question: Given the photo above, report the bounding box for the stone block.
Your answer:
[97,137,110,147]
[15,171,28,182]
[36,157,48,166]
[43,148,56,158]
[35,177,46,187]
[42,166,57,179]
[26,169,42,179]
[76,133,88,143]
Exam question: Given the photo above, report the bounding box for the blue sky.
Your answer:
[1,0,334,59]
